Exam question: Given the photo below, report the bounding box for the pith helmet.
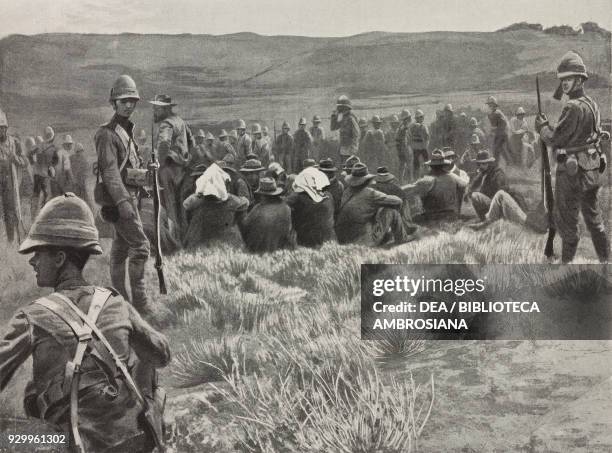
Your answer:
[229,129,238,139]
[206,132,214,140]
[196,129,206,138]
[36,136,44,145]
[0,110,7,127]
[298,117,307,126]
[149,94,176,106]
[444,103,453,112]
[336,95,352,108]
[471,134,481,144]
[44,126,55,141]
[75,143,84,152]
[469,117,478,127]
[63,134,73,145]
[516,107,526,115]
[24,136,36,151]
[390,114,399,123]
[358,118,367,127]
[400,109,412,120]
[415,109,424,118]
[262,126,269,134]
[236,119,247,130]
[486,96,498,106]
[109,75,140,101]
[557,51,588,79]
[137,129,147,140]
[282,121,290,130]
[371,115,382,124]
[19,193,102,255]
[219,129,228,138]
[252,123,262,134]
[312,115,321,123]
[425,149,452,166]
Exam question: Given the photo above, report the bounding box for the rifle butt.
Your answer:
[544,228,556,258]
[156,268,167,294]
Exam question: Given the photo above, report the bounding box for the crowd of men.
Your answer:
[0,49,609,452]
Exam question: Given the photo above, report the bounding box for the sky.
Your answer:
[1,0,610,37]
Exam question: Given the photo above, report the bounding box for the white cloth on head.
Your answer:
[292,166,329,203]
[194,162,230,201]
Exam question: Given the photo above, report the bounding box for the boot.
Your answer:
[592,233,610,264]
[561,240,578,264]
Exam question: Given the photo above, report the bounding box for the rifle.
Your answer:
[150,121,167,294]
[536,76,556,258]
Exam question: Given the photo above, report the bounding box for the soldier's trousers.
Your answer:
[372,207,414,246]
[0,173,17,242]
[31,175,50,222]
[471,192,493,220]
[110,198,151,310]
[159,163,185,240]
[484,190,526,225]
[554,168,609,263]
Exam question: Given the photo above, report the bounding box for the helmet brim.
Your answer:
[19,237,103,255]
[557,71,588,80]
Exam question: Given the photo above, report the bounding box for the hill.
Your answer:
[0,30,609,133]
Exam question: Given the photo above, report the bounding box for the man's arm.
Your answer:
[95,129,132,205]
[330,113,340,131]
[402,177,435,198]
[540,104,580,149]
[127,304,171,367]
[0,312,33,391]
[349,116,360,150]
[370,188,403,208]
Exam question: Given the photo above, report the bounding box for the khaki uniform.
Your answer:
[292,129,313,173]
[0,136,27,241]
[330,112,360,160]
[309,125,325,160]
[0,280,170,452]
[95,114,151,310]
[273,133,294,173]
[541,88,609,262]
[404,172,468,222]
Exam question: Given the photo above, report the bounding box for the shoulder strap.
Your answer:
[113,124,135,172]
[576,95,601,135]
[34,288,112,453]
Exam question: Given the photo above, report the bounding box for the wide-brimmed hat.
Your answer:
[318,158,337,173]
[312,115,321,123]
[255,177,283,196]
[442,147,456,159]
[343,155,361,171]
[474,149,495,163]
[425,149,452,166]
[345,163,376,187]
[303,158,316,168]
[149,94,177,106]
[240,158,265,172]
[375,166,395,183]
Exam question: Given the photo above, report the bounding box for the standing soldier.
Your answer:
[357,117,368,155]
[363,115,385,171]
[468,117,486,144]
[251,123,273,168]
[509,107,529,166]
[216,129,237,163]
[396,109,412,183]
[440,104,455,148]
[235,119,252,167]
[408,109,430,181]
[293,117,312,173]
[273,121,294,173]
[49,134,74,197]
[331,95,360,166]
[486,96,511,164]
[535,51,610,263]
[310,115,326,160]
[262,125,273,149]
[384,114,400,149]
[69,142,93,209]
[191,129,210,166]
[205,132,217,161]
[1,193,170,452]
[151,93,191,240]
[95,75,152,313]
[26,136,50,221]
[0,109,27,242]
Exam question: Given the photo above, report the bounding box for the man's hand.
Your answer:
[535,114,549,134]
[118,199,136,219]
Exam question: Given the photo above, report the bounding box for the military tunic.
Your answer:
[0,136,27,242]
[0,279,170,452]
[330,112,360,159]
[273,133,294,173]
[540,88,609,262]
